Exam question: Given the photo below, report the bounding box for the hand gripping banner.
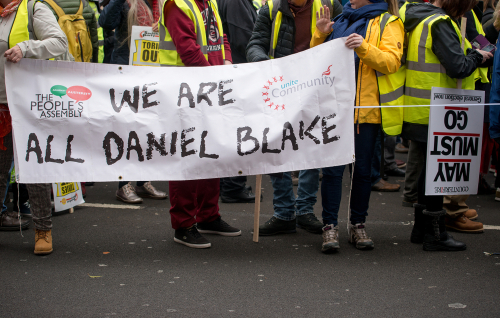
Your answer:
[5,39,355,183]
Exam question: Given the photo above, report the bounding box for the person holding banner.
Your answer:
[246,0,343,237]
[311,0,404,252]
[0,0,68,254]
[402,0,492,251]
[159,0,241,248]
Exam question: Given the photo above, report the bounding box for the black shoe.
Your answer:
[174,226,211,248]
[259,216,296,236]
[478,176,496,195]
[197,216,241,236]
[220,188,256,203]
[0,212,30,231]
[385,168,406,177]
[296,213,323,234]
[423,232,466,251]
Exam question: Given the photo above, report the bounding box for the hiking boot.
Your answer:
[348,223,374,250]
[422,209,466,252]
[0,211,30,231]
[478,176,496,195]
[259,216,296,236]
[463,209,478,220]
[445,214,483,233]
[34,229,53,255]
[174,226,211,248]
[197,216,241,236]
[371,179,400,192]
[321,224,339,253]
[116,182,143,204]
[135,182,167,199]
[296,213,323,234]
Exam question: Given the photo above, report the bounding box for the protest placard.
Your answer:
[129,26,159,67]
[426,87,484,195]
[52,182,85,212]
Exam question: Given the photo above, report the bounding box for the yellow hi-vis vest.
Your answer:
[403,14,475,125]
[89,1,104,63]
[378,13,406,136]
[8,0,36,48]
[158,0,225,66]
[470,10,489,84]
[253,0,261,9]
[268,0,333,59]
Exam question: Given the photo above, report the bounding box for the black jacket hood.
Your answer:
[404,3,447,32]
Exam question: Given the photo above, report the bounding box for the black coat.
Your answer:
[246,0,342,62]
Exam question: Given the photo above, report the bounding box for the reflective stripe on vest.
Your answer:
[159,0,224,66]
[404,14,475,125]
[268,0,329,59]
[8,0,33,48]
[376,13,405,136]
[471,10,489,83]
[253,0,261,9]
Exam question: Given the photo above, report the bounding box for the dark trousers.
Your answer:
[321,124,379,226]
[0,132,52,230]
[220,176,247,196]
[414,141,443,212]
[169,179,221,229]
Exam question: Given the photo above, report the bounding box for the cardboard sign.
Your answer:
[52,182,85,212]
[426,87,484,195]
[129,26,160,66]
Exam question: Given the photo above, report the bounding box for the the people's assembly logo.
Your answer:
[31,85,92,119]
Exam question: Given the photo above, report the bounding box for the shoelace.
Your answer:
[355,227,368,240]
[123,183,133,194]
[36,230,48,242]
[188,227,203,239]
[324,228,338,241]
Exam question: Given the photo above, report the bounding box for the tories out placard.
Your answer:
[426,87,484,195]
[6,38,355,183]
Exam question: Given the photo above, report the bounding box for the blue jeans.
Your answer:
[270,169,320,221]
[321,124,379,226]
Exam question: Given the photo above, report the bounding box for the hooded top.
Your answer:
[403,2,482,79]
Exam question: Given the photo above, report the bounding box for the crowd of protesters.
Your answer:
[0,0,499,255]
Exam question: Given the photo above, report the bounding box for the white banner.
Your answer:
[426,87,484,195]
[129,26,159,67]
[52,182,85,212]
[6,39,355,183]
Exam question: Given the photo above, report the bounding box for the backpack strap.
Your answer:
[44,0,66,18]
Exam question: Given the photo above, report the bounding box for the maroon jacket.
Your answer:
[164,0,232,66]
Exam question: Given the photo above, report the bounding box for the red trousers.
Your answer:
[168,178,220,229]
[481,123,495,175]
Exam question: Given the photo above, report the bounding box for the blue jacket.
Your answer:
[489,33,500,140]
[98,0,131,65]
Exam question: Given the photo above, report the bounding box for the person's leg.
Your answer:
[348,124,378,250]
[197,178,241,236]
[219,176,255,203]
[169,180,211,248]
[295,168,322,233]
[371,130,381,186]
[403,139,425,206]
[384,135,398,171]
[0,133,29,231]
[479,124,496,194]
[259,173,296,235]
[320,165,345,253]
[27,183,53,255]
[1,160,13,213]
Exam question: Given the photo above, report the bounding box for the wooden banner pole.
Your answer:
[252,174,263,242]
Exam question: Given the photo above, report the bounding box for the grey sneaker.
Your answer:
[135,181,168,200]
[348,223,374,250]
[322,224,339,253]
[116,182,143,204]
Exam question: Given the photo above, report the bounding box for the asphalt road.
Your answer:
[1,161,499,317]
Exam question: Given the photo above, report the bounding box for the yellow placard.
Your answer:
[133,40,159,66]
[56,182,79,197]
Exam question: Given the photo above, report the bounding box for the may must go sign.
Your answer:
[426,87,484,195]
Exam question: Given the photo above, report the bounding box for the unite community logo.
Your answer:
[262,65,336,112]
[30,85,92,119]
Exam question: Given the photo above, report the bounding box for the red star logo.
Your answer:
[263,85,269,90]
[274,105,279,110]
[273,77,277,82]
[267,80,273,86]
[281,105,285,110]
[279,76,283,81]
[264,98,270,102]
[262,92,268,96]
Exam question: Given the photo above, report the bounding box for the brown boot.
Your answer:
[34,229,53,255]
[445,214,483,233]
[463,209,478,220]
[371,179,400,192]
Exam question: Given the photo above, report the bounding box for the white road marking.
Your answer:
[80,203,143,210]
[483,225,500,230]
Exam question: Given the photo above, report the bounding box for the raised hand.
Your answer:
[316,5,334,34]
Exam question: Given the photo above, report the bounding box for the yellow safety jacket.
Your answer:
[8,0,34,48]
[471,10,488,84]
[404,14,476,125]
[159,0,225,66]
[89,1,104,63]
[268,0,333,59]
[253,0,261,10]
